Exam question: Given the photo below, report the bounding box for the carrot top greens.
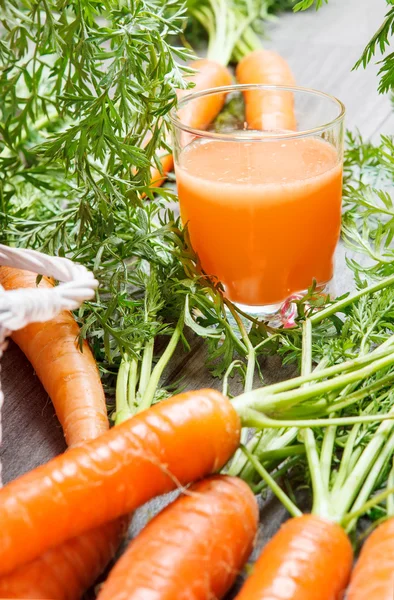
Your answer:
[0,0,289,397]
[294,0,327,10]
[2,0,394,438]
[184,0,297,65]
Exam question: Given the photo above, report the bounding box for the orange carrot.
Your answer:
[236,49,296,132]
[149,152,175,189]
[97,475,258,600]
[0,519,127,600]
[179,59,233,130]
[0,267,108,446]
[0,388,240,576]
[234,515,353,600]
[346,518,394,599]
[148,58,232,191]
[0,266,127,598]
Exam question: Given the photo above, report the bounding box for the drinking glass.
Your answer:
[170,85,345,315]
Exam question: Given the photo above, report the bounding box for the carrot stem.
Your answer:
[240,445,302,518]
[225,300,257,469]
[237,342,394,401]
[228,427,299,480]
[138,338,154,401]
[251,456,301,495]
[115,356,139,424]
[115,357,132,425]
[303,429,331,519]
[14,111,60,146]
[332,415,394,520]
[138,314,183,412]
[209,0,228,64]
[342,485,394,529]
[253,445,306,463]
[331,425,361,496]
[347,446,364,475]
[225,301,256,393]
[227,430,264,477]
[301,318,313,377]
[341,428,394,530]
[232,28,262,63]
[310,273,394,325]
[127,359,138,415]
[190,0,262,66]
[328,375,394,412]
[387,461,394,517]
[253,333,281,353]
[320,424,337,491]
[222,360,244,397]
[233,348,394,416]
[239,406,394,429]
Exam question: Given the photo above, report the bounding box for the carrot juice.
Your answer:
[175,136,342,307]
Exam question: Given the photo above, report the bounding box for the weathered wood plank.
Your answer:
[1,342,66,483]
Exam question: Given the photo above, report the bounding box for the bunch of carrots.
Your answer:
[3,273,394,598]
[2,270,394,598]
[2,49,394,600]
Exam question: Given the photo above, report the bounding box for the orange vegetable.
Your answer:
[236,49,296,131]
[0,388,240,576]
[234,514,353,600]
[179,59,233,130]
[347,518,394,599]
[148,58,232,191]
[0,267,108,446]
[0,266,127,598]
[97,475,258,600]
[149,153,175,189]
[0,519,127,599]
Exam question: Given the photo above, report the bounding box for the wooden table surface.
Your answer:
[1,0,392,597]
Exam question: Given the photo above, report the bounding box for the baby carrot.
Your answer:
[234,514,353,600]
[236,49,296,131]
[97,475,258,600]
[346,518,394,599]
[0,389,240,576]
[0,267,108,446]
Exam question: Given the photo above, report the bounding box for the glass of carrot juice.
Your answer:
[170,85,345,315]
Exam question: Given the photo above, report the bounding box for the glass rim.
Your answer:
[169,83,346,141]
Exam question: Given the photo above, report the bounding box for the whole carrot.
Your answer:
[97,475,258,600]
[148,58,232,190]
[0,389,240,576]
[0,267,108,446]
[346,518,394,599]
[234,515,352,600]
[236,49,296,132]
[0,265,127,598]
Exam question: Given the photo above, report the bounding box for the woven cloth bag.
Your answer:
[0,244,97,484]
